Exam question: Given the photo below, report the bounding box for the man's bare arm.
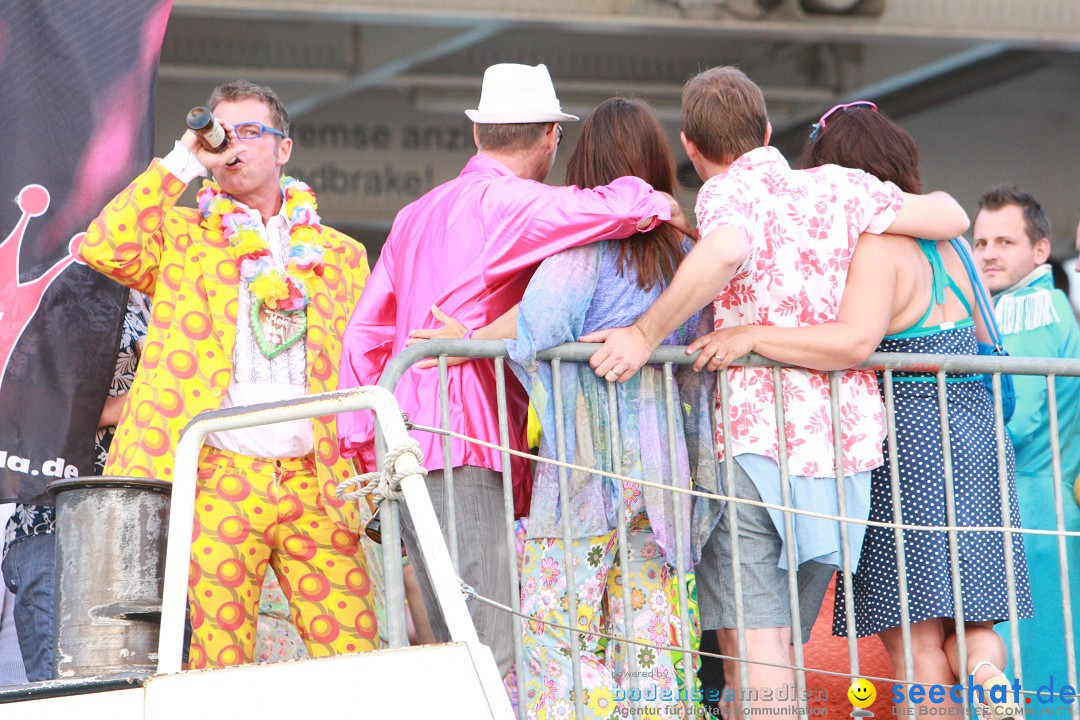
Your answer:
[583,225,749,382]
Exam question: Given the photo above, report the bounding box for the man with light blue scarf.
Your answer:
[973,185,1080,701]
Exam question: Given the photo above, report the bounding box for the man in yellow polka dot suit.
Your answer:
[79,81,377,669]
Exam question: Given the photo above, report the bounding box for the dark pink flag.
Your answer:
[0,0,172,502]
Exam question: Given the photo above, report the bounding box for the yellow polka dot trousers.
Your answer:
[187,447,378,669]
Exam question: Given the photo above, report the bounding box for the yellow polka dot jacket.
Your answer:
[79,161,371,532]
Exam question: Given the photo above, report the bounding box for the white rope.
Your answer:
[464,588,1056,699]
[465,586,910,687]
[335,439,426,504]
[406,421,1080,540]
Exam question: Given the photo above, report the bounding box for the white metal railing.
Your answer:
[157,384,514,717]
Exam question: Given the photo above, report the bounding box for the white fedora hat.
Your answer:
[465,63,579,124]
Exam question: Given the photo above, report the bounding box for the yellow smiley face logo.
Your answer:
[848,678,876,708]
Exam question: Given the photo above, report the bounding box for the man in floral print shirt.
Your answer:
[586,66,970,715]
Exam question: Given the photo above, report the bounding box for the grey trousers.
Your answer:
[399,465,514,677]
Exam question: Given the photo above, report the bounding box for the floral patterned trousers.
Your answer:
[520,516,692,720]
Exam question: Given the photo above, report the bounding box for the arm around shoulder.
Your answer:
[887,190,970,241]
[514,176,671,253]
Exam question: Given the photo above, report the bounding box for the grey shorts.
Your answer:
[696,459,833,644]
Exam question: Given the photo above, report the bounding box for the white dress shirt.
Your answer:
[161,143,313,458]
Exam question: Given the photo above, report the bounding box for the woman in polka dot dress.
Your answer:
[697,105,1032,718]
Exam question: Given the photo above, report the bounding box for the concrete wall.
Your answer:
[905,63,1080,260]
[154,60,1080,262]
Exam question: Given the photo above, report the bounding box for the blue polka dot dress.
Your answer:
[833,257,1033,638]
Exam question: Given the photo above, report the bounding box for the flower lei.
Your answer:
[197,176,324,312]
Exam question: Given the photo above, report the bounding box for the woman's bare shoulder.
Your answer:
[854,231,919,260]
[860,231,917,246]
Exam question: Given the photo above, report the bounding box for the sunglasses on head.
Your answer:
[808,101,878,142]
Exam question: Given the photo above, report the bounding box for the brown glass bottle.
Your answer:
[364,507,382,544]
[185,106,228,153]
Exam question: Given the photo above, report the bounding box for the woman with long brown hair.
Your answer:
[512,96,717,720]
[411,97,715,718]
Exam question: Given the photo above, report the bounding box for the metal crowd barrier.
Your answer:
[373,340,1080,720]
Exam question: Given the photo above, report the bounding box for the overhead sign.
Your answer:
[288,91,477,226]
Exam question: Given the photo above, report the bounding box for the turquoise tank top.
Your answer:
[883,239,973,341]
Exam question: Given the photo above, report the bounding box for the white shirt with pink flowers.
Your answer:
[698,146,903,478]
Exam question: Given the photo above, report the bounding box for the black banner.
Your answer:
[0,0,172,503]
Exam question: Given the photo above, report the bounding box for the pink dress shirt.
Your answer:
[337,154,671,515]
[697,146,904,477]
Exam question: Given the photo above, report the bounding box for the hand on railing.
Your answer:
[406,304,469,369]
[687,327,756,371]
[581,324,655,383]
